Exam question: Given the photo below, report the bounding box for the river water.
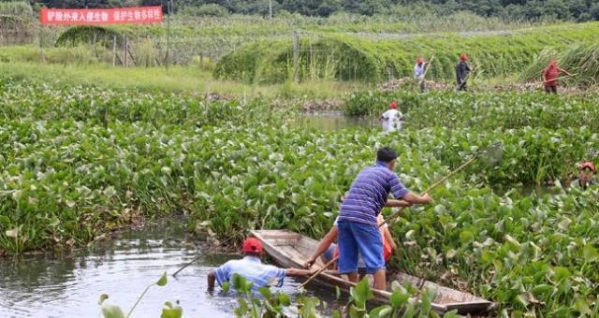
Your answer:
[0,114,391,318]
[290,112,378,131]
[0,221,337,318]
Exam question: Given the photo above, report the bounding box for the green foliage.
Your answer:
[35,0,599,21]
[520,43,599,88]
[0,1,32,16]
[215,22,599,84]
[179,4,229,17]
[55,26,129,48]
[229,274,313,317]
[4,78,599,316]
[98,273,181,318]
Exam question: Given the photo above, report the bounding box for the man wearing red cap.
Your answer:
[455,53,471,91]
[414,57,431,92]
[543,60,571,94]
[207,237,315,291]
[570,161,597,190]
[379,101,403,132]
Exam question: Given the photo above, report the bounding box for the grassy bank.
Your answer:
[0,56,368,99]
[215,22,599,83]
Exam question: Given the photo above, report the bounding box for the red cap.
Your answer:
[460,53,468,61]
[389,101,398,109]
[581,161,596,172]
[548,60,557,67]
[417,58,424,64]
[242,238,263,254]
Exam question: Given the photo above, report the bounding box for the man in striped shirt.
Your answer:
[337,147,432,290]
[207,237,315,292]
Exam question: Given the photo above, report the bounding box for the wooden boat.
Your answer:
[250,229,495,316]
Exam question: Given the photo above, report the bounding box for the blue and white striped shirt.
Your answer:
[214,256,286,291]
[338,161,409,226]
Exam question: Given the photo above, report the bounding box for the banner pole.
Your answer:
[165,1,171,73]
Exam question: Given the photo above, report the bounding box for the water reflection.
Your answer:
[290,112,378,131]
[0,221,338,318]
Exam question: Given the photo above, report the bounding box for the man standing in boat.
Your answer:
[207,237,316,292]
[305,198,411,276]
[336,147,432,290]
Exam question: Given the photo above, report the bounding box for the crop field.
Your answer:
[1,76,599,316]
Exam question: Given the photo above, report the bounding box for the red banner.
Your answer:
[40,6,163,25]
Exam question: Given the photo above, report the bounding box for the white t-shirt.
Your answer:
[414,64,425,80]
[381,109,403,132]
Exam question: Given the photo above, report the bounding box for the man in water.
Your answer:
[379,101,403,132]
[570,161,597,190]
[207,237,315,291]
[336,147,432,290]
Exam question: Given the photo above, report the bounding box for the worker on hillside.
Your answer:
[455,53,471,91]
[379,101,403,132]
[570,161,597,190]
[414,57,431,92]
[207,237,316,292]
[543,60,571,94]
[333,147,432,290]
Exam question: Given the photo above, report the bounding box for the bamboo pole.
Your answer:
[301,155,481,288]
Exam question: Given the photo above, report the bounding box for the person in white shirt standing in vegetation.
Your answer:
[414,57,430,92]
[379,101,403,132]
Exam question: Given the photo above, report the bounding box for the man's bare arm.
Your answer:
[385,199,412,207]
[305,227,338,267]
[401,192,432,204]
[207,271,216,289]
[286,268,315,277]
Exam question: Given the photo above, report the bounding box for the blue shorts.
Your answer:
[337,221,384,274]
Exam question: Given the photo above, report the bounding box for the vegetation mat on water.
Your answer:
[2,80,599,316]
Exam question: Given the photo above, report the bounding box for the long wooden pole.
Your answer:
[301,155,481,288]
[420,56,434,81]
[172,229,247,277]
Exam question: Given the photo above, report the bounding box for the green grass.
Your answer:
[0,55,369,99]
[215,22,599,84]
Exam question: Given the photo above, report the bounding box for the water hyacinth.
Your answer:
[0,80,598,315]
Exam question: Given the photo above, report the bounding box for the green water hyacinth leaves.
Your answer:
[349,278,374,309]
[99,273,174,318]
[3,80,599,316]
[161,301,183,318]
[99,294,126,318]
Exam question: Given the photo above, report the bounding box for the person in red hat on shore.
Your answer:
[207,237,316,291]
[570,161,597,190]
[543,60,571,94]
[455,53,471,91]
[379,100,404,132]
[414,57,431,92]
